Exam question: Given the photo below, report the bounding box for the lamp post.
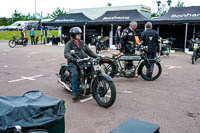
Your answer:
[167,0,172,6]
[35,0,37,17]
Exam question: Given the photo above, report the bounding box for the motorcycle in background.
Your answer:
[91,35,109,54]
[189,38,200,64]
[57,50,116,108]
[159,37,176,56]
[100,42,162,81]
[8,35,28,48]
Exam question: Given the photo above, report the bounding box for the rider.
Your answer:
[120,21,138,70]
[64,27,100,102]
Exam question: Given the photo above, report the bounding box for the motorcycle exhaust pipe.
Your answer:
[57,79,72,92]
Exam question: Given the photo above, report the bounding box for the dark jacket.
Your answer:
[64,39,98,64]
[140,29,159,54]
[120,27,137,53]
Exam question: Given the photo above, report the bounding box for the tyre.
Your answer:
[92,76,116,108]
[8,40,16,48]
[100,60,117,78]
[140,60,162,81]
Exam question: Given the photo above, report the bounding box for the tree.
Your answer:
[48,7,67,19]
[176,1,184,7]
[107,2,112,7]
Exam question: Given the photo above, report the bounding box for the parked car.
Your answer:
[7,21,27,31]
[19,21,39,30]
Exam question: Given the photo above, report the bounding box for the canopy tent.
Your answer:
[152,6,200,52]
[42,13,91,43]
[152,6,200,24]
[42,13,91,26]
[89,9,149,24]
[89,10,149,48]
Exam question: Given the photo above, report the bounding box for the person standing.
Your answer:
[29,28,35,45]
[140,22,159,78]
[44,27,48,44]
[120,21,138,70]
[115,26,121,50]
[41,25,44,44]
[140,22,159,59]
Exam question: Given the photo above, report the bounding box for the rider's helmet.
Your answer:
[69,27,82,40]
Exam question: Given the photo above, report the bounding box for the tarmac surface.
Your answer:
[0,40,200,133]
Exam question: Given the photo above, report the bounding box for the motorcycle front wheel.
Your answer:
[139,60,162,81]
[95,42,100,54]
[100,60,117,78]
[92,76,116,108]
[8,40,16,48]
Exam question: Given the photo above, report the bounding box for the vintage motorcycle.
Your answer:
[91,35,109,54]
[190,38,200,64]
[100,43,162,81]
[159,37,176,56]
[8,35,28,48]
[57,50,116,108]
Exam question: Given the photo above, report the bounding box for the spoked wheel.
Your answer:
[93,76,116,108]
[95,42,100,54]
[140,60,162,81]
[100,61,117,78]
[8,40,16,48]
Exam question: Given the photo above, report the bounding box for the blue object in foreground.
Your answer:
[111,118,160,133]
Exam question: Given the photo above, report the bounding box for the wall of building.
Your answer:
[69,5,151,19]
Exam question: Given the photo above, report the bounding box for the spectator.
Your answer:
[41,25,44,44]
[29,28,35,45]
[115,26,121,50]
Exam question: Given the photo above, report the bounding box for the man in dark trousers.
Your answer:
[120,21,138,70]
[29,28,35,45]
[115,26,121,50]
[140,22,159,78]
[64,27,100,102]
[140,22,159,59]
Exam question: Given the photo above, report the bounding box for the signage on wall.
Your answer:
[171,13,200,18]
[103,16,130,20]
[55,19,75,22]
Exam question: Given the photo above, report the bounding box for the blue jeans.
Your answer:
[68,65,79,95]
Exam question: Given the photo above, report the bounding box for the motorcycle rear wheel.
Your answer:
[8,40,16,48]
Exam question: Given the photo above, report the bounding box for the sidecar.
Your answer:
[0,90,65,133]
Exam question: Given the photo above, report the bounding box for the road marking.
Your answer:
[162,72,168,75]
[8,75,43,83]
[3,50,10,52]
[80,96,93,103]
[165,65,182,69]
[28,52,39,55]
[124,90,133,94]
[4,66,8,68]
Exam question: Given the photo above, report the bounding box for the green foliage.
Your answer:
[47,7,67,19]
[0,30,58,40]
[151,1,184,18]
[107,2,112,7]
[176,1,184,7]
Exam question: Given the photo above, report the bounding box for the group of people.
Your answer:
[64,21,159,101]
[20,25,48,45]
[115,21,159,59]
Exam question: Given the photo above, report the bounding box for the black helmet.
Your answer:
[69,27,82,39]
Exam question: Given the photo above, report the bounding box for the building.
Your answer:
[69,5,151,19]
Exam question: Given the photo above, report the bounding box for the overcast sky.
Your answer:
[1,0,200,18]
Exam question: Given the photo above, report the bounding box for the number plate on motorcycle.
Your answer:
[119,55,142,61]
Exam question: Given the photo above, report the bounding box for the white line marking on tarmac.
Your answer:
[165,65,182,69]
[4,66,8,68]
[28,52,39,55]
[80,96,93,103]
[124,90,133,94]
[8,75,43,83]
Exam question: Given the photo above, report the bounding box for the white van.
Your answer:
[7,21,27,31]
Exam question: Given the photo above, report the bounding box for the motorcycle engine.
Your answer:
[125,66,136,78]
